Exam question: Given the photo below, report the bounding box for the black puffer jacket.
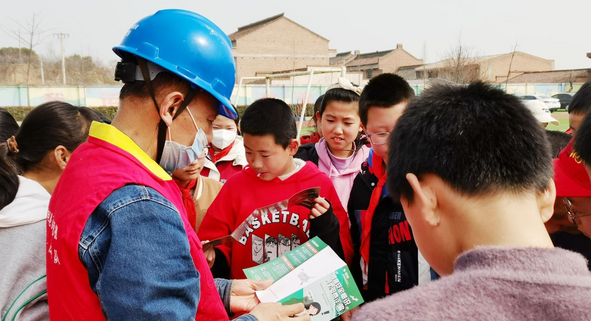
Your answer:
[347,159,420,303]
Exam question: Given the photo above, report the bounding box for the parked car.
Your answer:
[551,93,575,110]
[518,95,561,112]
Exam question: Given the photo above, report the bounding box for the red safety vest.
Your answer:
[46,122,228,320]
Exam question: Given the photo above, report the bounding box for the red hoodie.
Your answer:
[199,161,353,279]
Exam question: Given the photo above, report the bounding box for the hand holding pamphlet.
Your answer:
[203,187,320,252]
[243,237,363,320]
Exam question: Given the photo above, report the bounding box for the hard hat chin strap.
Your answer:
[136,58,200,163]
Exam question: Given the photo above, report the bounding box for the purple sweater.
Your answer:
[352,247,591,321]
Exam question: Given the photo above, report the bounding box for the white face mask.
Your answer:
[159,108,208,172]
[211,129,237,150]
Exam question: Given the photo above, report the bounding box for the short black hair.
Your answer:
[359,73,415,127]
[265,237,278,245]
[545,130,572,158]
[388,82,553,203]
[568,80,591,115]
[119,71,191,100]
[241,98,296,148]
[575,110,591,164]
[307,302,321,315]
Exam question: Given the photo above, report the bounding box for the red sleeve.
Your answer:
[321,180,354,266]
[197,182,234,264]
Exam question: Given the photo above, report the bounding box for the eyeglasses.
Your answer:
[563,198,591,227]
[367,132,390,146]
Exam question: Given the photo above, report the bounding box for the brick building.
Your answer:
[505,68,591,84]
[414,51,554,83]
[229,13,336,82]
[330,44,423,79]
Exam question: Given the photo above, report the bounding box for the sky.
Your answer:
[2,0,591,70]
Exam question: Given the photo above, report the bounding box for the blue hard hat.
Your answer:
[113,9,237,119]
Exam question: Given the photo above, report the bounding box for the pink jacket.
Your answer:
[315,138,370,212]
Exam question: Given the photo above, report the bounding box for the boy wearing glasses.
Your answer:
[348,74,428,303]
[352,82,591,321]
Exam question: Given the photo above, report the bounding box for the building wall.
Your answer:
[1,83,582,107]
[233,18,335,80]
[378,48,423,74]
[483,52,554,82]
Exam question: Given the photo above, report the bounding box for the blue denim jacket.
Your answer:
[79,184,257,320]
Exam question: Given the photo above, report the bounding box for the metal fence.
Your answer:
[0,83,584,107]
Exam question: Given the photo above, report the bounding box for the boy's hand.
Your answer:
[340,306,360,321]
[230,279,273,313]
[204,246,215,268]
[310,196,330,219]
[250,302,309,321]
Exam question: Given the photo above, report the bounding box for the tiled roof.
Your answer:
[506,69,591,83]
[330,51,356,65]
[346,50,393,67]
[228,13,285,41]
[228,13,329,42]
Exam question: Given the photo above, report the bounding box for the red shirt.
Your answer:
[199,161,354,279]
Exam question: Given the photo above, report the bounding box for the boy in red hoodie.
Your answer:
[199,98,354,279]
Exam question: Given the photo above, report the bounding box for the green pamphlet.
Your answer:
[244,237,364,320]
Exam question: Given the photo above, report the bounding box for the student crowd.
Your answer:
[2,9,591,321]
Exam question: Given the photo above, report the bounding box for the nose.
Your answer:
[250,156,264,170]
[334,124,343,134]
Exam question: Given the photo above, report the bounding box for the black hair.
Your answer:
[318,88,360,116]
[0,101,103,210]
[545,130,572,158]
[0,107,19,210]
[306,302,321,315]
[359,73,415,127]
[387,82,553,203]
[568,80,591,115]
[241,98,296,148]
[0,108,19,141]
[265,237,278,245]
[575,110,591,164]
[312,94,324,126]
[79,107,112,124]
[119,71,191,101]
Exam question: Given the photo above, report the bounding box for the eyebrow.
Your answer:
[324,113,357,120]
[244,145,270,153]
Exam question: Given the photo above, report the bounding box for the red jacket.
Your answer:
[46,122,227,320]
[199,161,354,279]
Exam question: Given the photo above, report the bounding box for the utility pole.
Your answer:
[39,58,45,84]
[54,33,69,85]
[18,29,21,62]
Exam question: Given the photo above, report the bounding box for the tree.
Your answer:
[0,47,39,84]
[438,43,488,84]
[3,14,50,105]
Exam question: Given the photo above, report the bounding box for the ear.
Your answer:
[53,145,71,171]
[404,173,440,227]
[538,179,557,223]
[315,111,321,122]
[159,91,186,126]
[287,139,299,156]
[361,124,367,136]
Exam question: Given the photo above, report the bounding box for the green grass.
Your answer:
[299,126,316,136]
[546,110,570,132]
